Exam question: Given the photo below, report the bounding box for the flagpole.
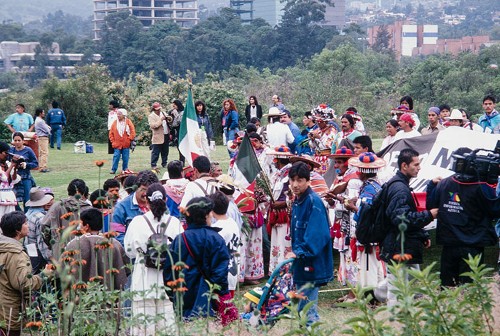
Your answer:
[245,132,275,203]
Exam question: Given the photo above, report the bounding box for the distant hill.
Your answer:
[0,0,92,23]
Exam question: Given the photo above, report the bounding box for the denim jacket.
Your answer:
[290,187,333,286]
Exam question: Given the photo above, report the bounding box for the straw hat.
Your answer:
[266,145,293,158]
[290,154,320,169]
[114,170,137,184]
[264,107,285,118]
[328,146,355,159]
[348,152,386,173]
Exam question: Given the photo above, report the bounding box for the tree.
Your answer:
[372,25,391,53]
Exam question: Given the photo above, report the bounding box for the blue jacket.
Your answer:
[164,224,230,319]
[290,187,333,286]
[197,113,214,142]
[112,193,145,245]
[220,109,239,131]
[46,108,67,126]
[9,146,38,179]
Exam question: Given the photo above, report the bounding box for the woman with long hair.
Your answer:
[124,183,183,335]
[244,95,262,123]
[195,100,214,153]
[10,132,38,210]
[220,99,239,155]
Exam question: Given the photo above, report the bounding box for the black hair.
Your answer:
[345,107,358,113]
[269,116,281,123]
[167,160,183,179]
[289,162,311,181]
[0,141,10,153]
[400,95,413,110]
[172,99,184,111]
[109,100,119,108]
[460,109,470,119]
[35,109,44,117]
[439,104,451,112]
[124,175,137,195]
[341,114,355,128]
[0,211,26,238]
[283,109,292,118]
[12,132,24,140]
[218,184,235,196]
[193,156,211,174]
[185,197,214,226]
[147,183,167,221]
[386,119,399,128]
[194,100,206,115]
[209,191,229,215]
[245,123,257,134]
[52,101,59,108]
[136,170,159,187]
[67,179,87,196]
[276,158,290,165]
[397,148,419,170]
[249,95,259,105]
[249,117,260,124]
[353,135,373,152]
[16,103,25,110]
[483,94,496,104]
[80,208,103,231]
[248,132,262,142]
[90,189,107,209]
[103,178,120,191]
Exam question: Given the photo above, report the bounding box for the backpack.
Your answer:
[355,180,399,245]
[142,215,172,269]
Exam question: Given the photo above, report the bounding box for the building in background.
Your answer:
[93,0,199,40]
[230,0,345,29]
[0,41,101,74]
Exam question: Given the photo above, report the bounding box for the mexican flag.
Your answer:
[178,88,204,166]
[233,133,261,189]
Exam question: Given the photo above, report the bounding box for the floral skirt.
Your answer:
[239,227,264,282]
[269,223,292,272]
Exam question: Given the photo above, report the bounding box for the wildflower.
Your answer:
[72,282,88,290]
[95,240,114,250]
[173,261,189,271]
[62,250,80,257]
[166,281,177,287]
[46,264,57,271]
[173,287,188,292]
[393,253,413,262]
[25,321,43,331]
[89,276,104,283]
[71,259,87,267]
[62,257,75,264]
[71,229,85,237]
[102,231,119,239]
[95,160,106,167]
[69,220,83,227]
[60,212,73,220]
[288,291,308,303]
[106,268,120,275]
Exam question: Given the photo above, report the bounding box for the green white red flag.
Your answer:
[178,88,204,166]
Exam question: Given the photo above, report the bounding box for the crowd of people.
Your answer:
[1,92,500,334]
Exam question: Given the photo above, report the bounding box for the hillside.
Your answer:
[0,0,92,23]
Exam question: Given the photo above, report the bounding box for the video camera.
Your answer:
[451,140,500,184]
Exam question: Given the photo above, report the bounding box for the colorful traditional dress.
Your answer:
[269,163,292,271]
[0,162,20,220]
[309,126,336,175]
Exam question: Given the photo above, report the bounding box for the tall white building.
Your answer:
[93,0,199,40]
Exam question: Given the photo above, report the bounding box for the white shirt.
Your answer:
[266,122,294,148]
[212,217,240,291]
[124,212,183,299]
[179,177,217,208]
[393,129,421,141]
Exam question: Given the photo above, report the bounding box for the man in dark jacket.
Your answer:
[381,148,438,306]
[286,162,333,325]
[426,158,500,286]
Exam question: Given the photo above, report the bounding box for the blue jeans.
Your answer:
[111,148,130,173]
[50,125,62,149]
[297,285,319,326]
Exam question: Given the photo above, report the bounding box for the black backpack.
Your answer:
[355,180,399,245]
[142,215,172,269]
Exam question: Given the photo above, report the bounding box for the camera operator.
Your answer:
[426,147,500,286]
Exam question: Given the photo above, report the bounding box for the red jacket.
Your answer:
[109,118,136,149]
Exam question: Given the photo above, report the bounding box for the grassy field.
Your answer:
[33,141,500,333]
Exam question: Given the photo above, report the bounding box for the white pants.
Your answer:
[131,298,176,336]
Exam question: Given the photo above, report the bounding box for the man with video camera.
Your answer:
[426,147,500,286]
